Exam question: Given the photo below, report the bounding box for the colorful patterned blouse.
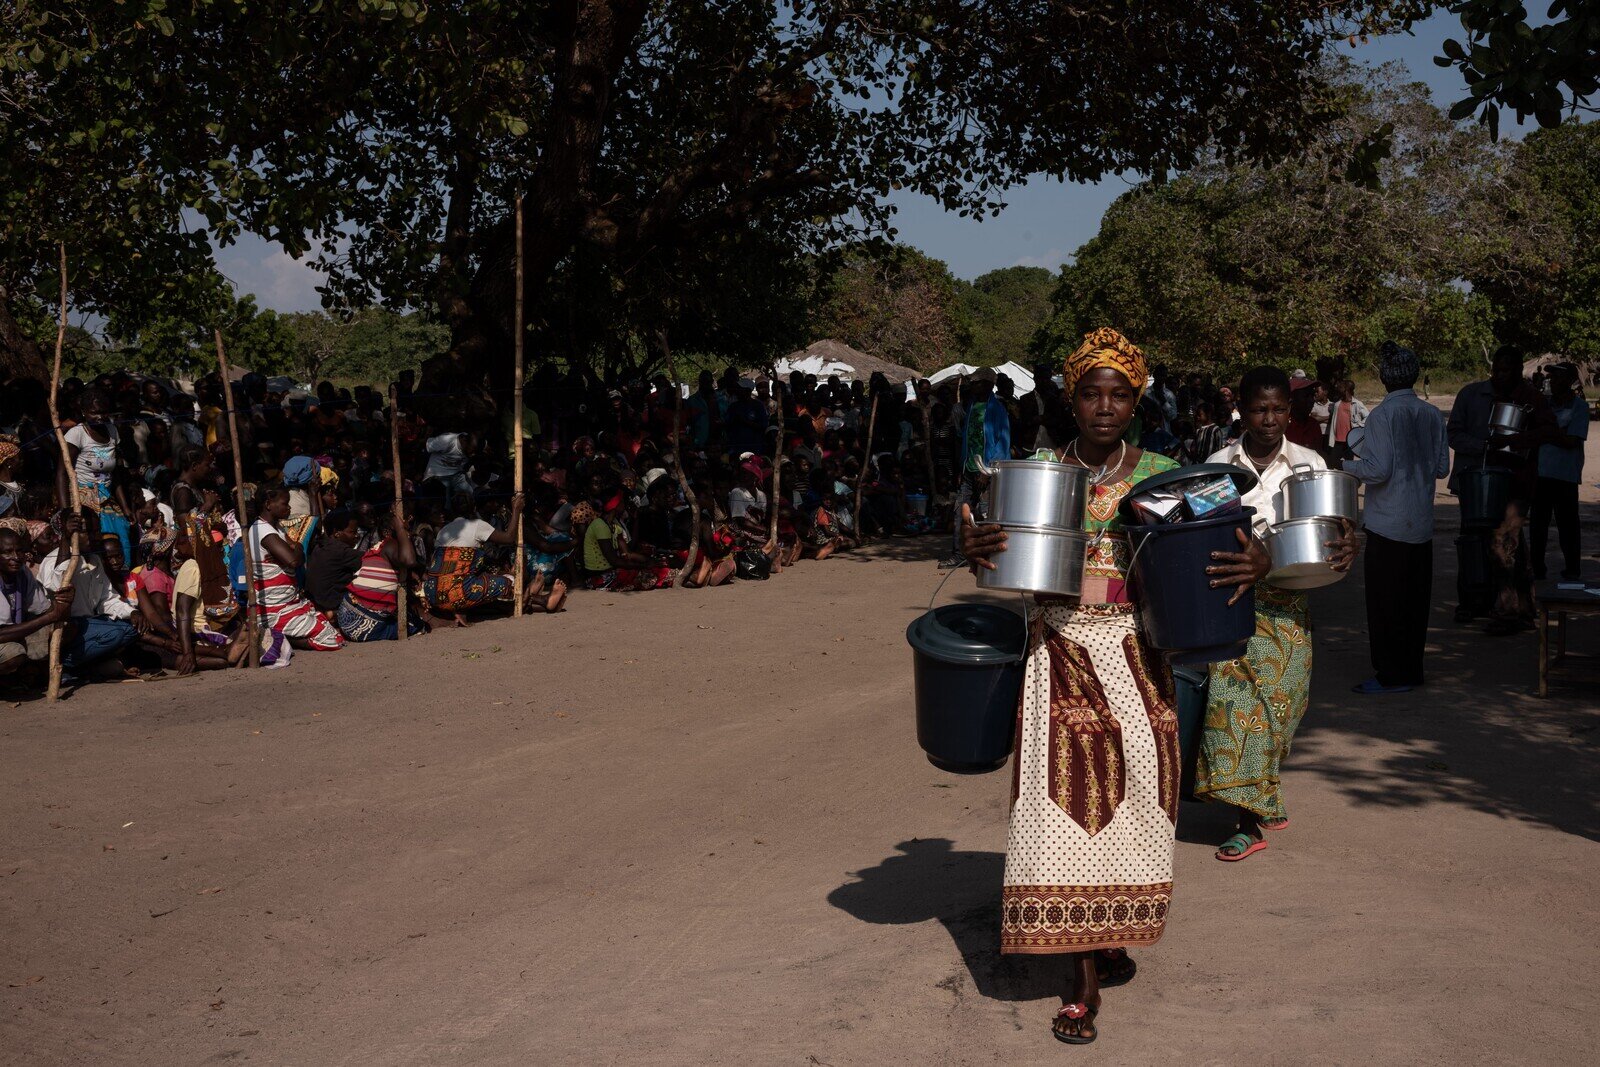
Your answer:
[1029,448,1179,604]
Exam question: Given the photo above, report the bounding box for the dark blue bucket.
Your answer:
[1126,508,1256,665]
[1171,665,1208,799]
[906,603,1027,773]
[1458,466,1512,528]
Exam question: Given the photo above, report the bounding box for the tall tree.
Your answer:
[957,266,1057,366]
[1033,61,1550,376]
[5,0,1432,401]
[810,245,971,371]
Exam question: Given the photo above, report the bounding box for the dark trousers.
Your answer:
[1364,529,1433,687]
[1530,476,1581,578]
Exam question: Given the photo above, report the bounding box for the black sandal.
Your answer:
[1053,1001,1098,1045]
[1094,947,1136,987]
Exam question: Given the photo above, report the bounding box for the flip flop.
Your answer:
[1216,832,1267,862]
[1095,948,1137,988]
[1053,1002,1098,1045]
[1260,817,1290,832]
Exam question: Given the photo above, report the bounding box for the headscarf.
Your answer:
[281,455,318,488]
[1378,340,1419,386]
[569,502,597,527]
[1063,327,1147,400]
[0,516,29,540]
[0,434,20,468]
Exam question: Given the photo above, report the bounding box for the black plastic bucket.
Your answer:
[905,603,1027,773]
[1126,508,1257,665]
[1459,467,1512,528]
[1172,665,1207,800]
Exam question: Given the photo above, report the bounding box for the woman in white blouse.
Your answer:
[1199,367,1356,861]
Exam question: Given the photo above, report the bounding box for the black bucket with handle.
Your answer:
[905,574,1028,773]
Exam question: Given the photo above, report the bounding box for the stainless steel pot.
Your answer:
[976,523,1089,598]
[1489,401,1527,436]
[1281,464,1360,524]
[1262,517,1348,591]
[986,459,1090,531]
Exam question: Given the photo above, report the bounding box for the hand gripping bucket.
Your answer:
[905,572,1027,773]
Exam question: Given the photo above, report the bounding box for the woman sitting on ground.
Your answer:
[247,483,345,651]
[581,494,673,591]
[337,503,448,640]
[164,521,254,673]
[801,469,847,561]
[524,486,576,591]
[687,486,737,588]
[424,493,548,622]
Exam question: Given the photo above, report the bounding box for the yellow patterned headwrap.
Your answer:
[1063,327,1147,399]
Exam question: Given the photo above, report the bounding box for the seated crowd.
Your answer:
[0,356,1370,694]
[0,365,950,693]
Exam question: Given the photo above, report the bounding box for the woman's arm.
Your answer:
[260,529,302,569]
[172,592,199,675]
[381,510,418,571]
[485,495,525,546]
[597,532,650,569]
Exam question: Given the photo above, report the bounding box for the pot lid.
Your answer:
[1118,462,1260,523]
[906,603,1026,665]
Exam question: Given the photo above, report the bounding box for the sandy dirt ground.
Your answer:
[3,417,1597,1065]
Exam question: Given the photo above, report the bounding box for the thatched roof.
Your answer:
[1523,352,1599,387]
[756,339,922,385]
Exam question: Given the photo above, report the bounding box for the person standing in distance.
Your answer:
[1344,342,1450,694]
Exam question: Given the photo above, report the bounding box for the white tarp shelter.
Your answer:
[926,361,1036,395]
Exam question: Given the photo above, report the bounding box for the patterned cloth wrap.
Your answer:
[425,546,512,612]
[1195,584,1312,820]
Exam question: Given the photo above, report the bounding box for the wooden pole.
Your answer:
[390,383,407,641]
[766,378,783,568]
[45,243,82,702]
[659,330,700,588]
[854,389,880,545]
[512,195,526,616]
[215,330,260,668]
[916,379,937,511]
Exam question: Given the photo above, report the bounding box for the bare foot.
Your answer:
[521,571,547,612]
[452,613,470,628]
[543,580,569,613]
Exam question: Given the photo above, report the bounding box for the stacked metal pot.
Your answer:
[974,460,1093,598]
[1261,464,1360,590]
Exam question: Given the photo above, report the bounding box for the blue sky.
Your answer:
[216,10,1490,313]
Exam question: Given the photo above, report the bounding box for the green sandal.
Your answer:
[1216,832,1267,862]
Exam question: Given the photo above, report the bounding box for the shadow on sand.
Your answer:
[826,838,1070,1002]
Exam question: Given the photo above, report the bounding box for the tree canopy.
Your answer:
[4,0,1436,400]
[1030,61,1571,378]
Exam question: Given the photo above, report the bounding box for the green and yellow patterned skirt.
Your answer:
[1195,585,1311,820]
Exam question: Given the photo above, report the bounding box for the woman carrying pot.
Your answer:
[961,328,1266,1045]
[1198,366,1358,861]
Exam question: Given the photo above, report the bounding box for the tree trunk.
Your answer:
[0,290,50,384]
[512,196,527,617]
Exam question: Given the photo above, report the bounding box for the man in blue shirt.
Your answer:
[1344,342,1450,694]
